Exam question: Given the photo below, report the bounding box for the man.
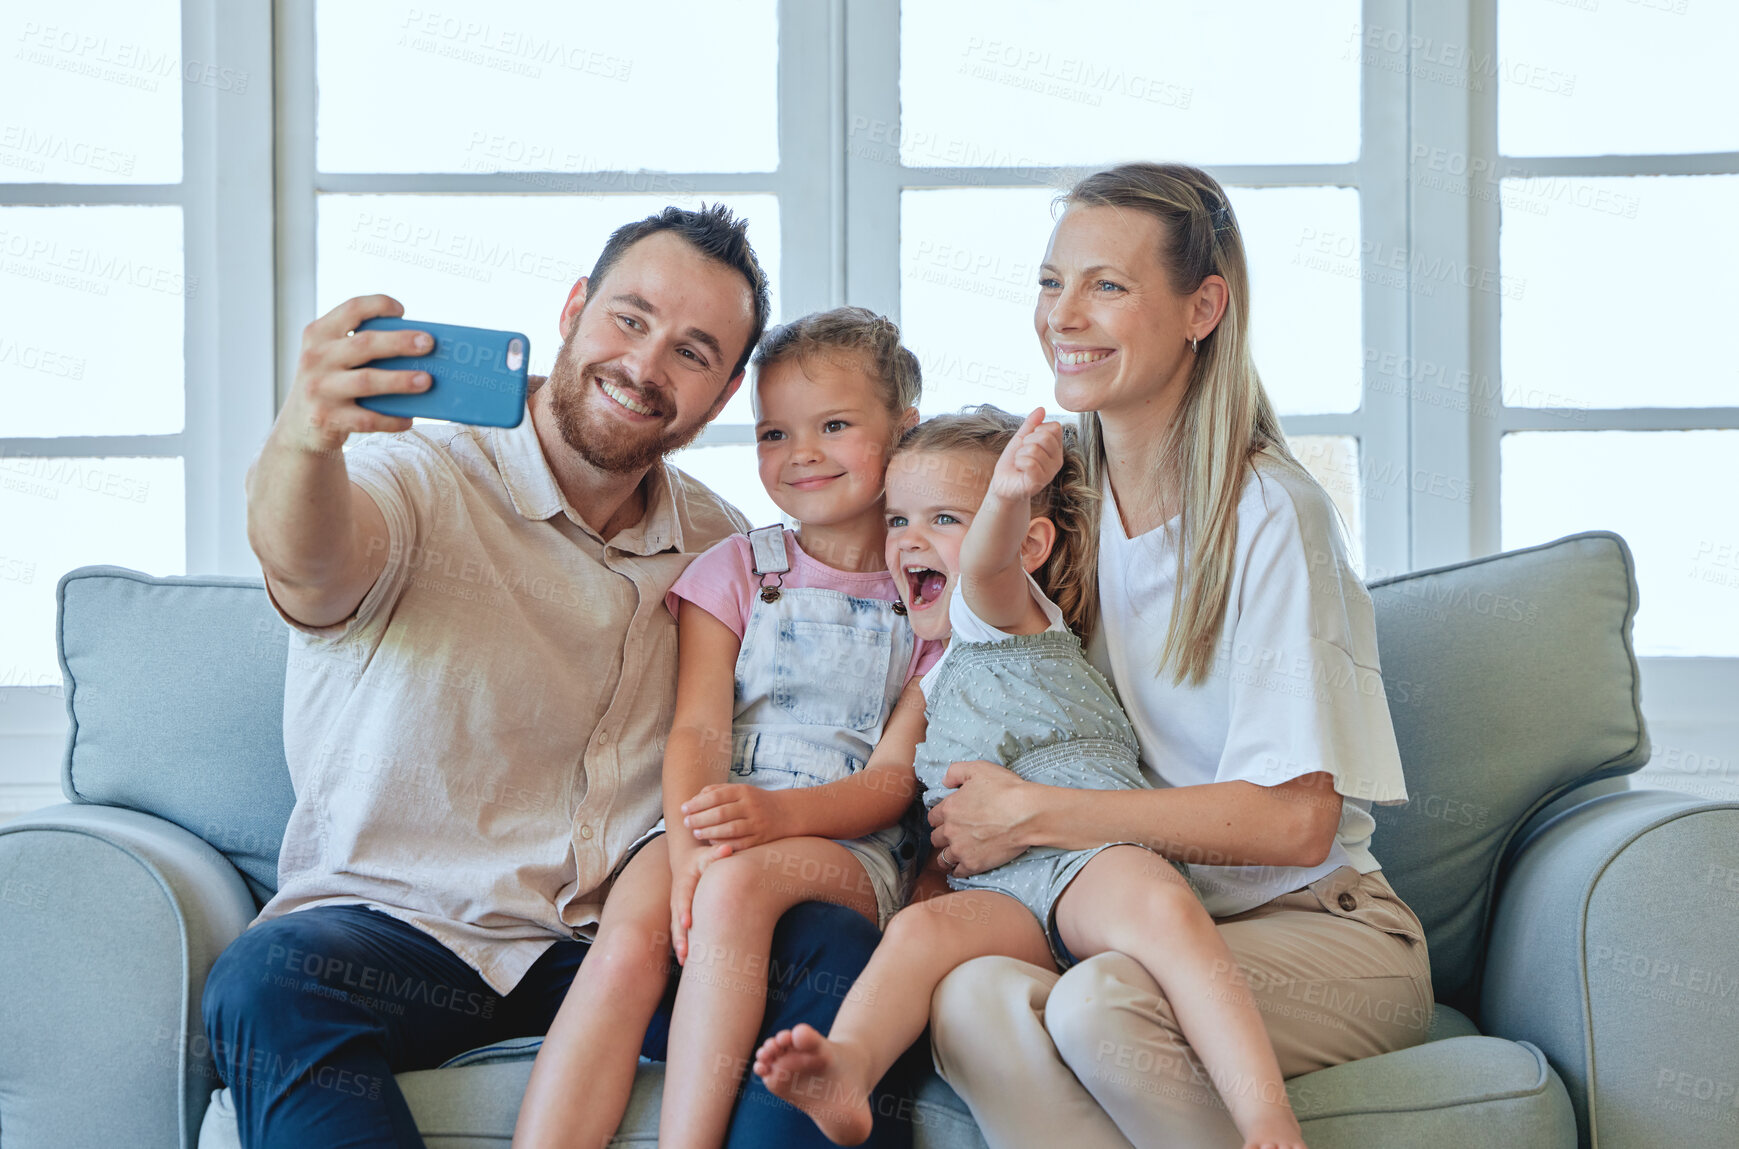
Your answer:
[202,205,915,1147]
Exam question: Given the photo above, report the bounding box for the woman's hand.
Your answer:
[681,783,791,852]
[928,760,1041,876]
[668,838,733,966]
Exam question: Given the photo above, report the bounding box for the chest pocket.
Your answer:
[772,618,893,732]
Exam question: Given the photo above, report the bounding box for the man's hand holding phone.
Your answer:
[278,294,434,456]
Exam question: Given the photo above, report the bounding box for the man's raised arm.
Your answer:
[245,294,433,629]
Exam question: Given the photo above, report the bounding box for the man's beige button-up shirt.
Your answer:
[251,413,746,995]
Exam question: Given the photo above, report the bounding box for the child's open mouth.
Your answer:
[903,566,948,611]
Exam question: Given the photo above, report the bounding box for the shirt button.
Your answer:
[1338,892,1358,912]
[580,824,595,839]
[597,730,611,745]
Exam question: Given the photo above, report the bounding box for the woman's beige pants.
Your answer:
[929,866,1433,1149]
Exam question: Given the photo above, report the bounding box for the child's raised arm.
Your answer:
[958,407,1065,633]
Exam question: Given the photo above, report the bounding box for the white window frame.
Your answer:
[272,0,845,454]
[1410,0,1739,782]
[842,0,1414,582]
[0,0,275,811]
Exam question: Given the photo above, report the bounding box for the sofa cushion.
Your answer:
[57,566,296,905]
[196,1035,1574,1149]
[1289,1035,1575,1147]
[1366,531,1648,1013]
[198,1061,997,1149]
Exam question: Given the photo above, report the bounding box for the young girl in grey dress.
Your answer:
[753,405,1308,1149]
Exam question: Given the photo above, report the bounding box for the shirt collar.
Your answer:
[492,411,683,555]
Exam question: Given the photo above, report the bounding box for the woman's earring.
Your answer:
[1190,335,1199,354]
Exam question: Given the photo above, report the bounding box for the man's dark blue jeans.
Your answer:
[202,901,920,1148]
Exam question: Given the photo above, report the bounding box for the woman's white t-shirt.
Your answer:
[1086,453,1409,917]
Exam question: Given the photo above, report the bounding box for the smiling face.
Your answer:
[544,230,756,473]
[754,352,904,527]
[1035,204,1214,424]
[882,448,999,642]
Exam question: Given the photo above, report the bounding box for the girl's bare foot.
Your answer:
[751,1023,875,1145]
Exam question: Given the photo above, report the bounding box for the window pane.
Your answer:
[666,442,786,531]
[1499,0,1739,157]
[317,194,779,425]
[1501,175,1739,410]
[898,186,1360,420]
[1234,186,1362,415]
[0,206,186,436]
[0,457,184,686]
[900,0,1360,167]
[1501,430,1739,656]
[900,188,1053,417]
[0,0,182,183]
[1285,435,1364,575]
[316,0,777,174]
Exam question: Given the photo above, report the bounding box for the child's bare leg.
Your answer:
[1053,847,1306,1149]
[753,889,1052,1146]
[658,837,881,1149]
[512,836,673,1149]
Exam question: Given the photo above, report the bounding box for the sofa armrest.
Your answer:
[1481,788,1739,1149]
[0,803,257,1149]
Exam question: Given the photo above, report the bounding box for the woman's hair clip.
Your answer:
[1211,202,1233,233]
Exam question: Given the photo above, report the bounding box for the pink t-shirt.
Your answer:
[666,528,943,684]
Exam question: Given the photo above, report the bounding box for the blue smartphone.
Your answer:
[354,317,529,428]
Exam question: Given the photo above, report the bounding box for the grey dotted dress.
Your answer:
[915,582,1199,969]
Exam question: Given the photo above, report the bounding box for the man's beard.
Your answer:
[545,344,711,474]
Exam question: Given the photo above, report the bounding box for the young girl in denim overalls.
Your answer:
[514,309,941,1149]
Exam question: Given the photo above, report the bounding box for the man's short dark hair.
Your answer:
[585,203,771,380]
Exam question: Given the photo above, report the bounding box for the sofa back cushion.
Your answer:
[57,567,295,905]
[1367,531,1648,1013]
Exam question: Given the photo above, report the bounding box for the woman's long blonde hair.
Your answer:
[1062,162,1319,686]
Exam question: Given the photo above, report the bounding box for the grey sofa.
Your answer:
[2,530,1734,1148]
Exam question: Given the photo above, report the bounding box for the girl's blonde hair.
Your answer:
[1060,161,1324,686]
[892,406,1101,641]
[750,306,922,418]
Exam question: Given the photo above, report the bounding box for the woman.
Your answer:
[924,162,1433,1148]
